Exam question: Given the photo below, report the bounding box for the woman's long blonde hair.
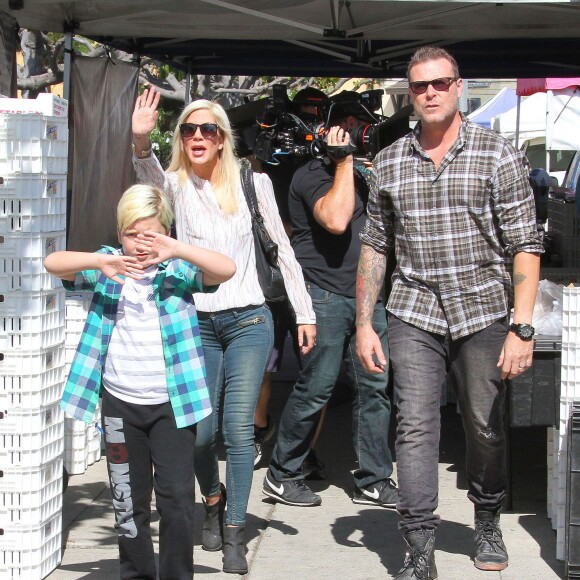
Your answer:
[167,99,240,214]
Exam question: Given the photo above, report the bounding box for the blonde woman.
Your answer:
[131,88,316,574]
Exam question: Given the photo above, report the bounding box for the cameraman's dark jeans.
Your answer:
[388,315,508,534]
[270,283,394,488]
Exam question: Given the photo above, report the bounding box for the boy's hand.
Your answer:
[97,255,143,284]
[136,231,178,266]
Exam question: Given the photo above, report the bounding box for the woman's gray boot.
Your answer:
[222,525,248,575]
[201,483,226,551]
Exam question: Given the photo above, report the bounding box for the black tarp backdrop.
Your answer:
[68,56,138,251]
[0,12,17,98]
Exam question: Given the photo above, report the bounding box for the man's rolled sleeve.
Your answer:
[359,169,394,255]
[492,147,544,258]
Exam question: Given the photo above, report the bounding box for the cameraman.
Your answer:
[263,96,398,507]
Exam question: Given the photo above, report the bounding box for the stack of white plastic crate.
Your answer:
[550,286,580,560]
[0,94,68,580]
[64,292,102,475]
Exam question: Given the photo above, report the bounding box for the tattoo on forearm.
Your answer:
[356,245,386,326]
[514,272,527,286]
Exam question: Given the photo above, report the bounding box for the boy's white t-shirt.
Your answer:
[103,266,170,405]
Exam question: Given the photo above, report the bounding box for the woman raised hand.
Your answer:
[132,87,161,156]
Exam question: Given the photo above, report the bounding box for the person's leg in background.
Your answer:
[253,301,290,467]
[265,284,351,506]
[345,301,396,507]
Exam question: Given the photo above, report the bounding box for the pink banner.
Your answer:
[517,78,580,96]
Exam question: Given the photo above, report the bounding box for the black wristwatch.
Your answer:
[509,323,535,341]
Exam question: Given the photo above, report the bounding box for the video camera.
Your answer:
[253,84,410,164]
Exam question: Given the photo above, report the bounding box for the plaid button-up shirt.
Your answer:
[360,117,544,340]
[61,246,216,428]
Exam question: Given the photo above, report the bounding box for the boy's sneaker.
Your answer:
[262,470,322,506]
[254,415,276,468]
[352,478,398,508]
[302,449,327,480]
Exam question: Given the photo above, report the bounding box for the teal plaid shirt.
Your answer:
[61,246,216,428]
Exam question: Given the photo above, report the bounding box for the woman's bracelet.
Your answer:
[132,142,152,158]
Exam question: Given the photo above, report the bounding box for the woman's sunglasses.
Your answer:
[179,122,219,139]
[409,77,458,95]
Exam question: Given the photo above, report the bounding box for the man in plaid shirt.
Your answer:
[356,47,543,579]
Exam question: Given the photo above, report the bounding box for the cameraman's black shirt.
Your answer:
[289,158,369,298]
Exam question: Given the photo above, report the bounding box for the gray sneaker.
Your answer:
[262,470,322,506]
[352,478,398,508]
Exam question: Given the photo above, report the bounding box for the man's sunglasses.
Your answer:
[409,77,458,95]
[179,122,219,139]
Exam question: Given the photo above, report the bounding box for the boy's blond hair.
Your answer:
[117,184,174,234]
[167,99,240,214]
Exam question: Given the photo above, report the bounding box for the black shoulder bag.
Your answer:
[240,166,287,303]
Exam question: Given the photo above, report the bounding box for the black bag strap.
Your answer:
[240,165,262,221]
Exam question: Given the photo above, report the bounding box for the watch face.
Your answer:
[512,324,534,339]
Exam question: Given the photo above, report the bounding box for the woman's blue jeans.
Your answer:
[195,304,273,526]
[388,315,508,534]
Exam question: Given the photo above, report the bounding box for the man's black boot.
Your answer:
[396,529,438,579]
[474,508,509,571]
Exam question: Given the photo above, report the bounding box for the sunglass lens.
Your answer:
[180,123,196,138]
[410,82,428,95]
[432,79,451,91]
[200,123,218,137]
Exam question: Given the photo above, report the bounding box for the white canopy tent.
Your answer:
[491,87,580,151]
[467,87,518,129]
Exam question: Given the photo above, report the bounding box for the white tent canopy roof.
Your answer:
[491,88,580,151]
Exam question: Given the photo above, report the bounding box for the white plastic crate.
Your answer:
[0,366,64,410]
[561,347,580,400]
[563,287,580,345]
[63,446,88,476]
[0,114,68,142]
[0,456,62,494]
[0,256,61,293]
[65,292,91,348]
[0,512,62,578]
[0,174,66,200]
[0,531,61,580]
[64,426,87,451]
[87,425,102,466]
[0,474,62,525]
[0,288,64,317]
[65,415,89,435]
[1,297,65,352]
[0,231,65,259]
[0,343,64,376]
[0,195,66,233]
[0,140,68,175]
[0,420,63,468]
[0,401,62,437]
